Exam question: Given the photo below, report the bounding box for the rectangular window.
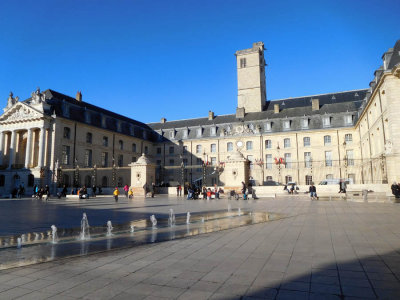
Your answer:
[101,152,108,167]
[84,149,92,167]
[345,134,353,145]
[283,120,290,130]
[284,153,291,168]
[169,131,175,139]
[323,116,331,127]
[284,138,290,148]
[144,146,148,154]
[324,135,331,146]
[210,144,216,153]
[211,157,217,166]
[86,132,92,144]
[265,140,272,149]
[303,137,310,147]
[325,151,332,166]
[183,158,188,166]
[266,154,272,169]
[240,58,246,68]
[348,173,355,184]
[196,145,202,153]
[285,176,292,184]
[182,129,188,139]
[196,128,202,137]
[246,141,253,150]
[103,136,108,147]
[157,147,161,154]
[264,122,271,132]
[63,127,71,139]
[302,119,308,129]
[304,152,311,168]
[118,154,123,167]
[169,159,174,166]
[169,146,174,154]
[305,175,313,185]
[344,115,353,125]
[62,145,70,165]
[227,142,233,152]
[266,176,273,181]
[132,156,137,163]
[210,127,216,136]
[132,143,137,152]
[346,150,354,166]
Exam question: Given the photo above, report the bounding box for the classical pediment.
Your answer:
[0,102,44,123]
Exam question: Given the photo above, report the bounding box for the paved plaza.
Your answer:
[1,196,400,299]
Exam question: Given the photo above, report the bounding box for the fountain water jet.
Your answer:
[79,213,90,240]
[201,217,205,223]
[130,225,135,233]
[238,208,241,216]
[51,225,58,244]
[168,209,176,227]
[186,212,191,224]
[107,221,113,236]
[17,237,22,249]
[228,204,231,213]
[150,215,157,228]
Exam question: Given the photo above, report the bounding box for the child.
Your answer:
[206,188,212,200]
[113,187,119,202]
[128,188,133,199]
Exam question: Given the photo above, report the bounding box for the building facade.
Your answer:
[0,40,399,195]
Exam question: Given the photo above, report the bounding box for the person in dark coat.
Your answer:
[391,182,400,198]
[309,183,317,200]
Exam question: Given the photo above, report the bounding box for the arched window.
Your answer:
[119,140,123,150]
[63,174,70,187]
[101,176,108,187]
[27,174,34,187]
[84,175,91,187]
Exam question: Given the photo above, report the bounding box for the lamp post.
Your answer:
[275,144,284,183]
[92,164,97,188]
[112,157,116,187]
[202,152,207,187]
[180,154,185,187]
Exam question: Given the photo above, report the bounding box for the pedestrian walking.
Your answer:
[124,184,129,198]
[309,182,317,200]
[113,187,119,202]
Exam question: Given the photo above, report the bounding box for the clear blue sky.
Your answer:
[0,0,399,123]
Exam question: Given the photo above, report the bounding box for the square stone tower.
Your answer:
[235,42,266,113]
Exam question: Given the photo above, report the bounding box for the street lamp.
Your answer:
[202,152,207,187]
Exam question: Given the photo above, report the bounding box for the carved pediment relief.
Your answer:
[0,103,44,123]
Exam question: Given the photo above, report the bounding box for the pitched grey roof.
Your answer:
[388,40,400,70]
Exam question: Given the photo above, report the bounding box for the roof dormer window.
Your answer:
[322,116,331,128]
[264,122,272,132]
[283,120,290,130]
[169,130,175,139]
[210,126,216,136]
[301,118,309,129]
[182,129,188,139]
[196,127,202,138]
[344,115,353,125]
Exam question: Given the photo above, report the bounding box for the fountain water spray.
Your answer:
[107,220,113,236]
[17,237,22,249]
[238,208,241,216]
[201,217,205,223]
[168,209,176,227]
[186,212,191,224]
[51,225,58,244]
[130,225,135,233]
[228,204,231,213]
[150,215,157,228]
[79,212,90,240]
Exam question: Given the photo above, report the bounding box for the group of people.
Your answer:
[186,185,224,200]
[32,184,50,200]
[283,183,299,194]
[240,181,258,200]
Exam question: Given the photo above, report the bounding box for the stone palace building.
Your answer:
[0,40,399,195]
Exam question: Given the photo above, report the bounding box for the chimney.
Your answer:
[208,110,214,120]
[76,91,82,102]
[236,107,245,119]
[274,104,280,114]
[312,99,319,111]
[160,117,167,123]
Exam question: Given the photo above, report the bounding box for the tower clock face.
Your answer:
[236,141,243,148]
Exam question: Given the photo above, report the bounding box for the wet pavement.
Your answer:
[0,196,400,299]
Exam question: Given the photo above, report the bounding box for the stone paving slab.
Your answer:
[1,197,400,299]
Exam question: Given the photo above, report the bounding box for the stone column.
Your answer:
[8,130,17,169]
[0,131,4,166]
[24,129,33,168]
[38,127,46,168]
